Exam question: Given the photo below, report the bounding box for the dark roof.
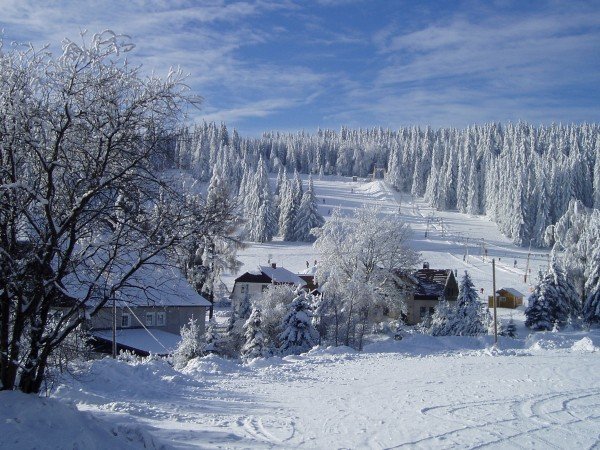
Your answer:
[413,269,453,300]
[415,269,452,285]
[234,272,272,284]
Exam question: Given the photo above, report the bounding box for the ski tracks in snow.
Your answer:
[389,387,600,449]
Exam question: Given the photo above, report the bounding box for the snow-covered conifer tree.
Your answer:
[525,261,581,330]
[204,316,223,355]
[451,271,486,335]
[279,291,319,355]
[294,175,325,241]
[428,300,455,336]
[502,316,517,338]
[241,308,266,360]
[173,317,204,368]
[583,248,600,325]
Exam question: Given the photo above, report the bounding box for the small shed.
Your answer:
[488,288,524,309]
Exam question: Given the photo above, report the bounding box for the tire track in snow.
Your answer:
[387,388,600,449]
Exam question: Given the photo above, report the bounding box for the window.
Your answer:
[121,313,131,328]
[240,285,246,293]
[261,284,269,292]
[429,307,435,315]
[145,312,155,326]
[156,312,166,327]
[419,306,427,318]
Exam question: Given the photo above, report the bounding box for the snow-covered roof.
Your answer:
[64,254,211,309]
[259,265,306,286]
[498,288,525,298]
[92,329,181,355]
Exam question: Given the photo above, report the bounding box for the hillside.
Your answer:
[226,175,549,301]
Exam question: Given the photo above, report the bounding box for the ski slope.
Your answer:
[227,175,548,304]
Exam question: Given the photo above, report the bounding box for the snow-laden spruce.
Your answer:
[204,316,223,355]
[278,291,319,355]
[241,308,267,360]
[450,271,487,336]
[583,246,600,325]
[293,175,325,242]
[525,261,581,330]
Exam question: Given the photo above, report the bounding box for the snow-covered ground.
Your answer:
[226,175,548,302]
[4,176,599,449]
[4,332,599,449]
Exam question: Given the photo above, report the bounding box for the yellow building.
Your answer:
[488,288,524,309]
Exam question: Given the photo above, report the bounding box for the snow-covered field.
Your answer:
[3,176,599,449]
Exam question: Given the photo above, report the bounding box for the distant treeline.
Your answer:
[170,122,599,247]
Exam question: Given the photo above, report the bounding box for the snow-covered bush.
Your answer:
[428,300,456,336]
[525,261,581,330]
[278,291,319,355]
[173,317,205,369]
[502,316,517,338]
[252,284,296,349]
[241,308,267,360]
[204,316,223,355]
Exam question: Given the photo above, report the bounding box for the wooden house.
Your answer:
[488,288,524,309]
[404,266,459,325]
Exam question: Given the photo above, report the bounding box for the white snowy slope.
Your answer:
[26,332,600,449]
[228,175,548,302]
[6,176,599,449]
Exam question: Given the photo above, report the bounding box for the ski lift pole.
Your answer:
[492,258,498,347]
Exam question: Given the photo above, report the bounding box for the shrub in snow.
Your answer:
[502,316,517,338]
[253,284,296,349]
[525,261,581,331]
[428,300,456,336]
[204,316,223,355]
[450,271,487,336]
[173,317,204,369]
[241,308,267,360]
[279,291,319,355]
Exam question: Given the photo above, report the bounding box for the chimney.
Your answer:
[423,262,430,269]
[271,262,277,269]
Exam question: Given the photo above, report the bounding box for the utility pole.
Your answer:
[112,296,117,359]
[492,258,498,347]
[524,251,532,283]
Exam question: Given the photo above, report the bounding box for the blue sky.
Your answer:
[1,0,599,135]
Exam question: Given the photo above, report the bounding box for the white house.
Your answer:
[230,263,307,304]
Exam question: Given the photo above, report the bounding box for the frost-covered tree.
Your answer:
[241,308,266,360]
[313,206,420,348]
[0,31,212,393]
[451,272,486,335]
[502,316,517,338]
[525,261,581,330]
[204,316,223,355]
[244,156,277,242]
[278,291,319,355]
[252,284,296,349]
[278,175,298,241]
[173,317,204,369]
[583,248,600,325]
[428,300,456,336]
[294,175,325,241]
